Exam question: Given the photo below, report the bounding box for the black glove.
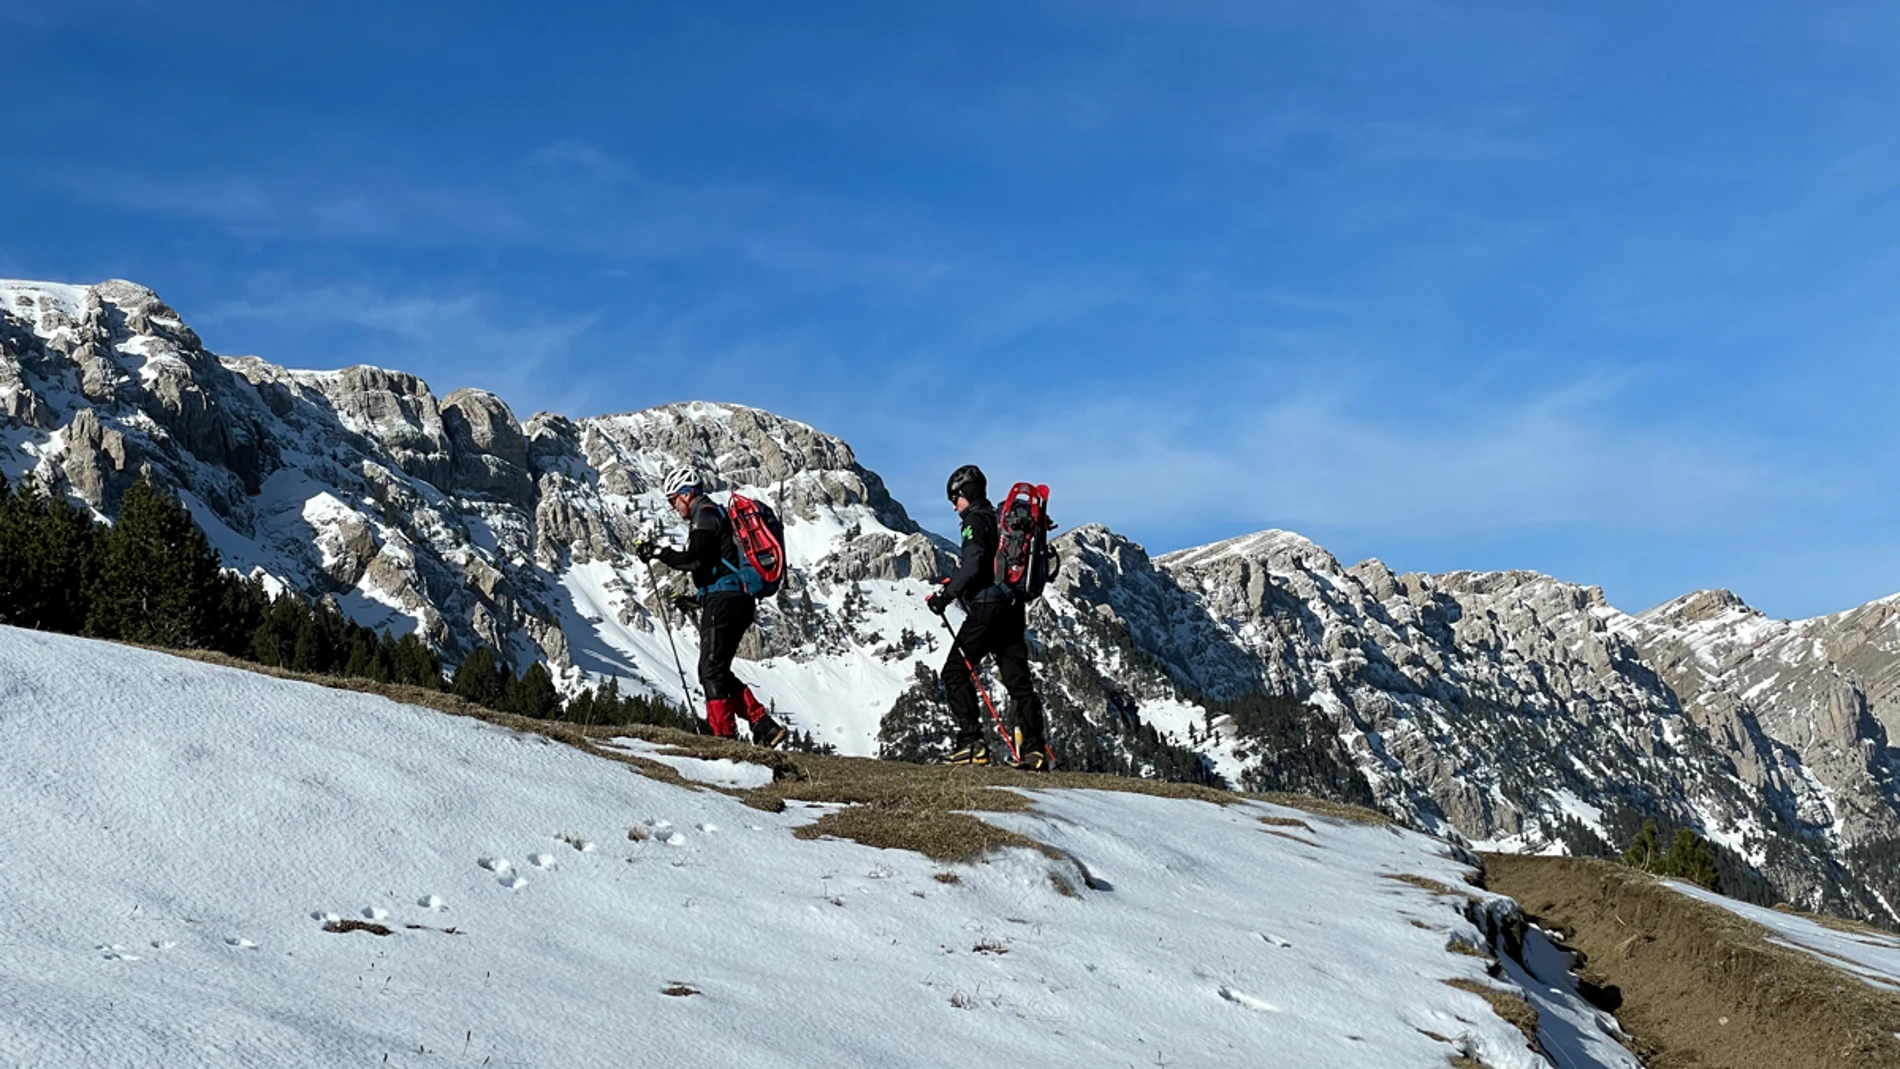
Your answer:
[925,589,951,616]
[671,593,701,615]
[634,540,660,563]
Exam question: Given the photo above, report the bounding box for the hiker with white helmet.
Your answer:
[635,466,788,747]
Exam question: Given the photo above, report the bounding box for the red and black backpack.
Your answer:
[993,482,1059,599]
[699,493,787,598]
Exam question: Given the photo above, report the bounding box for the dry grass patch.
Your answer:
[1260,829,1323,848]
[1383,872,1482,903]
[661,984,699,997]
[323,919,393,937]
[792,806,1040,861]
[1484,853,1900,1069]
[1443,978,1542,1055]
[1259,792,1388,826]
[1257,815,1315,830]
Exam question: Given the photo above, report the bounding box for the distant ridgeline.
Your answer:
[0,472,694,733]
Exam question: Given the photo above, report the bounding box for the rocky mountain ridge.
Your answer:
[3,278,1895,922]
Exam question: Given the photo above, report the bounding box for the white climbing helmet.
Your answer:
[660,465,699,498]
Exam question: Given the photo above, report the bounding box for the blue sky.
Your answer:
[4,1,1898,618]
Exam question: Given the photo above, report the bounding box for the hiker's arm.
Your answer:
[657,510,721,570]
[940,523,987,601]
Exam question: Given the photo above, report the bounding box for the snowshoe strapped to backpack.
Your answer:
[718,492,787,598]
[993,482,1059,599]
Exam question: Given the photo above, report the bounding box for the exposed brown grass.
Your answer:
[1259,792,1388,826]
[1260,828,1323,848]
[1443,978,1542,1055]
[1257,815,1315,830]
[323,919,392,936]
[1383,872,1482,902]
[1484,853,1900,1069]
[661,984,699,997]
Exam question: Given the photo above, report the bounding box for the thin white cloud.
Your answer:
[528,140,631,180]
[885,372,1791,555]
[201,285,600,415]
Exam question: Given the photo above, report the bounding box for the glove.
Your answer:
[924,589,951,616]
[634,540,660,563]
[671,593,701,615]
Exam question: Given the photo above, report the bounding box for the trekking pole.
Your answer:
[935,613,1020,763]
[652,583,701,734]
[640,526,701,734]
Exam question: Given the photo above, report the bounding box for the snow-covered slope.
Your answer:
[0,626,1636,1068]
[4,277,1897,924]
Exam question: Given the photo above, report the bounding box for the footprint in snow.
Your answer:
[696,823,719,834]
[418,895,447,911]
[226,937,258,950]
[644,819,688,847]
[529,853,556,869]
[499,874,529,890]
[478,856,512,874]
[98,944,141,961]
[362,906,390,921]
[150,940,177,951]
[1257,932,1293,948]
[312,911,341,924]
[1217,986,1279,1013]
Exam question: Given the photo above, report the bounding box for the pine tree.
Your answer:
[85,478,226,648]
[451,647,507,707]
[506,662,560,718]
[392,633,442,689]
[1624,819,1665,871]
[1662,828,1721,890]
[0,475,99,633]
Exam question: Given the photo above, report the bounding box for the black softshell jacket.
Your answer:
[942,499,1001,605]
[658,497,740,592]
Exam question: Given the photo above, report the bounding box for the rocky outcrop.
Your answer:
[442,388,532,505]
[58,407,134,508]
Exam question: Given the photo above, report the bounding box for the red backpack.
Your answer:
[993,483,1058,599]
[724,493,787,598]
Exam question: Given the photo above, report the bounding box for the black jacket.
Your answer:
[941,499,1002,605]
[658,496,740,593]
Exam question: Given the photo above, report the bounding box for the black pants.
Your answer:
[697,592,755,701]
[941,596,1045,750]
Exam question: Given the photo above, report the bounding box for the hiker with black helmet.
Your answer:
[925,464,1050,770]
[634,467,788,748]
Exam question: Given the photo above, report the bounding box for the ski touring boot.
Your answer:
[1009,747,1052,773]
[750,714,789,750]
[946,739,991,766]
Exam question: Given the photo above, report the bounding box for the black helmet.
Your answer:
[946,464,986,503]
